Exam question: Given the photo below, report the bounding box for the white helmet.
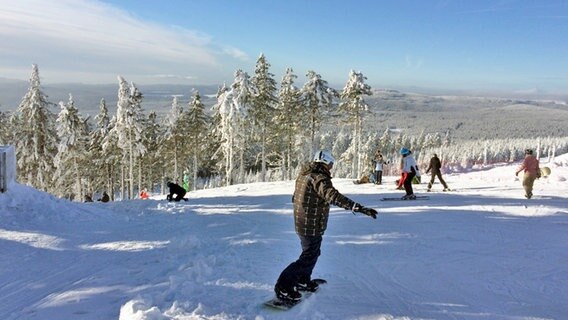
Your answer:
[313,150,335,166]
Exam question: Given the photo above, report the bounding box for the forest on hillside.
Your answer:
[1,57,568,201]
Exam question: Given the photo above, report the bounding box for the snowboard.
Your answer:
[381,196,430,201]
[539,166,551,177]
[165,197,189,202]
[263,279,327,311]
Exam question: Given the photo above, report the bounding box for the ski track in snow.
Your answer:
[1,156,567,319]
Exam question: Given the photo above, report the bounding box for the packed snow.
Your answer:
[1,155,567,320]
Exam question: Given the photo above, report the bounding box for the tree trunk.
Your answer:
[128,130,134,200]
[261,125,266,182]
[192,152,198,191]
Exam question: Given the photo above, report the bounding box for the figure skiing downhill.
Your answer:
[399,147,420,200]
[270,150,377,307]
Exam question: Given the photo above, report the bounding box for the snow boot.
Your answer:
[401,194,417,200]
[274,284,301,302]
[297,280,320,292]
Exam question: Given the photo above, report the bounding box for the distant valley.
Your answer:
[1,79,566,141]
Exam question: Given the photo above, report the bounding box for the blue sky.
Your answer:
[1,0,567,95]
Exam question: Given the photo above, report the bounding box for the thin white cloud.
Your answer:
[148,74,197,80]
[404,55,423,69]
[0,0,246,84]
[223,46,250,61]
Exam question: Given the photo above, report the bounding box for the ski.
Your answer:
[381,196,430,201]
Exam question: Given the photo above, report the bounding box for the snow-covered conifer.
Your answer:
[338,70,372,178]
[250,53,277,181]
[184,90,209,189]
[15,64,58,191]
[300,70,337,157]
[90,98,116,196]
[161,95,185,185]
[112,77,146,199]
[0,111,12,144]
[54,94,89,199]
[139,111,162,194]
[276,68,302,179]
[216,70,253,185]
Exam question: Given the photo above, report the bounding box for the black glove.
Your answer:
[353,203,377,219]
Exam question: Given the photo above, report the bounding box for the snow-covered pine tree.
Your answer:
[139,112,162,194]
[90,98,116,198]
[209,84,229,146]
[113,77,146,200]
[15,64,58,192]
[161,95,185,186]
[54,94,89,200]
[338,70,372,178]
[329,127,352,177]
[250,53,277,182]
[379,128,391,153]
[230,70,255,184]
[206,84,229,185]
[276,68,302,180]
[0,111,12,144]
[217,70,253,185]
[184,90,209,190]
[443,130,452,147]
[300,70,337,157]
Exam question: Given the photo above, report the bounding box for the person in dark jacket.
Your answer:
[166,181,187,202]
[273,150,377,303]
[425,154,450,192]
[98,191,110,203]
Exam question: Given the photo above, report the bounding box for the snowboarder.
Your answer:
[372,149,387,185]
[515,149,540,199]
[166,182,187,202]
[273,150,377,304]
[400,147,419,200]
[425,154,450,192]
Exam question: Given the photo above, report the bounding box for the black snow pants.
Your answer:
[276,234,322,289]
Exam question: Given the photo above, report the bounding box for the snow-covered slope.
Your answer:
[1,155,567,320]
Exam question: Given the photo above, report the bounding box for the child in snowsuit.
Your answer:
[274,150,377,303]
[426,154,450,192]
[515,149,540,199]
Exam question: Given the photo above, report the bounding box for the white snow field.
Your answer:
[1,154,567,320]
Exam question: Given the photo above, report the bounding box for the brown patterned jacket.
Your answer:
[293,162,356,236]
